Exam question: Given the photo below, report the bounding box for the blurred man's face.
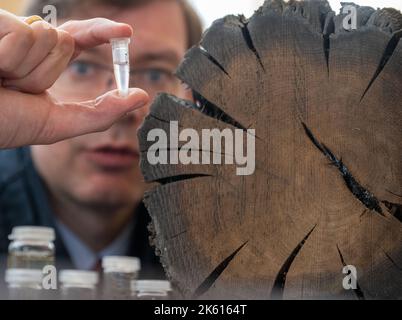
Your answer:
[31,1,189,211]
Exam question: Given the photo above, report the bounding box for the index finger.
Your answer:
[58,18,133,59]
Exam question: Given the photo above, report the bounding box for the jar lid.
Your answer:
[131,280,172,293]
[102,256,141,273]
[59,270,99,286]
[5,269,43,284]
[8,226,55,241]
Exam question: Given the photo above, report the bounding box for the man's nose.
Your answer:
[108,112,138,139]
[118,112,137,126]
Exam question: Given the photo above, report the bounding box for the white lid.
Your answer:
[102,256,141,273]
[110,37,131,48]
[5,269,43,284]
[59,270,99,286]
[8,226,55,241]
[131,280,172,293]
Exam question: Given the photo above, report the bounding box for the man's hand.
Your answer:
[0,10,149,148]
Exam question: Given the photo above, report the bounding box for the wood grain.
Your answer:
[139,0,402,299]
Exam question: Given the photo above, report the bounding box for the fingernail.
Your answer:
[128,88,147,96]
[108,89,149,108]
[110,90,128,98]
[112,88,146,98]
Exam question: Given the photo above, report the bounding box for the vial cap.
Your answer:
[110,37,130,65]
[59,270,99,286]
[8,226,55,242]
[110,37,131,48]
[5,269,43,284]
[131,280,172,293]
[102,256,141,273]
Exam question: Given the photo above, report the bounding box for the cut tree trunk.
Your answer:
[139,0,402,299]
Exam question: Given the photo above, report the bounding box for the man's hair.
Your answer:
[25,0,203,49]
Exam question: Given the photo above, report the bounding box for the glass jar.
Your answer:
[59,270,99,300]
[102,256,141,300]
[5,268,43,300]
[8,226,55,270]
[131,280,172,300]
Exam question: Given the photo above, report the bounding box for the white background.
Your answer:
[188,0,402,29]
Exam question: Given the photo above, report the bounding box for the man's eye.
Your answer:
[144,69,170,83]
[69,61,96,77]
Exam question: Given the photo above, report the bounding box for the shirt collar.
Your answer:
[55,219,134,270]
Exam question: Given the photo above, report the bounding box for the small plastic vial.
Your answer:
[110,38,130,97]
[59,270,99,300]
[8,226,55,270]
[102,256,141,300]
[5,268,43,300]
[131,280,172,300]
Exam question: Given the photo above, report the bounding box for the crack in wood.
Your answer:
[239,16,265,71]
[199,46,231,78]
[336,245,365,300]
[170,230,188,240]
[302,122,384,216]
[154,174,211,186]
[148,113,177,126]
[193,90,249,132]
[270,224,317,300]
[323,34,331,73]
[359,209,368,219]
[360,30,402,101]
[192,241,248,299]
[323,12,335,74]
[384,251,402,272]
[385,189,402,198]
[382,201,402,222]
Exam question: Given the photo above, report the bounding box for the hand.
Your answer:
[0,10,149,148]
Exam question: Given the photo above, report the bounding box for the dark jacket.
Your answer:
[0,147,164,278]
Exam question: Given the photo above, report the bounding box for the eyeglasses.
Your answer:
[52,59,182,99]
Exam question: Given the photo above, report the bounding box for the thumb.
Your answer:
[44,88,149,143]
